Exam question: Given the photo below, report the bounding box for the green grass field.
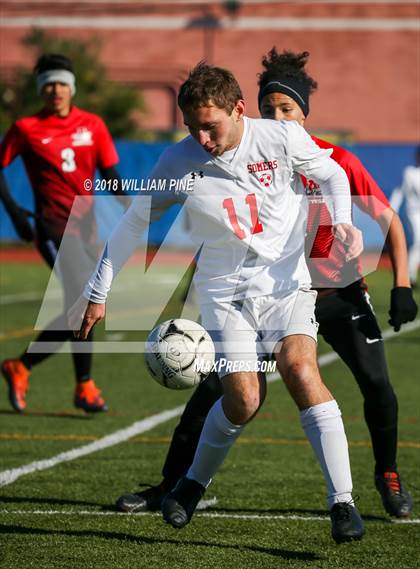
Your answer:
[0,254,419,569]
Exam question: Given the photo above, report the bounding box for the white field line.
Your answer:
[0,510,419,524]
[0,406,184,488]
[0,320,418,488]
[0,278,178,305]
[0,291,59,305]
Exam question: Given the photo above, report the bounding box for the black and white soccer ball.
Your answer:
[145,319,215,390]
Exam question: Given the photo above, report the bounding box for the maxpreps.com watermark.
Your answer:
[84,178,195,192]
[194,358,277,375]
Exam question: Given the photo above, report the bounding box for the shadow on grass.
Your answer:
[0,496,103,508]
[0,408,93,420]
[0,524,322,561]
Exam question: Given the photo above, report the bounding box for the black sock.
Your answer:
[20,327,72,369]
[72,331,93,383]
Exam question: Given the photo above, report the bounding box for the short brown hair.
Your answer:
[178,62,243,114]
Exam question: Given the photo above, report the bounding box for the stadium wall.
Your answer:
[1,1,419,142]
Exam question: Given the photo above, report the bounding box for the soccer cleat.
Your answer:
[74,379,108,413]
[1,358,30,412]
[330,502,365,544]
[162,476,205,528]
[375,471,413,518]
[116,484,167,513]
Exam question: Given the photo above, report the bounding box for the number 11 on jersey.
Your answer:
[222,193,264,240]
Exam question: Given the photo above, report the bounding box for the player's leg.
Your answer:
[1,235,72,412]
[162,369,265,528]
[1,318,74,412]
[270,289,364,542]
[317,288,412,517]
[276,335,364,542]
[276,336,351,500]
[71,333,107,413]
[184,370,265,484]
[162,371,223,487]
[61,235,107,412]
[116,371,222,512]
[162,298,266,528]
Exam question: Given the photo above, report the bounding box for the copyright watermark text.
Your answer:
[84,178,195,193]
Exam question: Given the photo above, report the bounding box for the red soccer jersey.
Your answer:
[302,136,390,288]
[0,106,118,238]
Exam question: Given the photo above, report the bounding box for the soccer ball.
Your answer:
[145,319,215,390]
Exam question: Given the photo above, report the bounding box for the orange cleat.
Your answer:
[74,379,108,413]
[1,359,30,413]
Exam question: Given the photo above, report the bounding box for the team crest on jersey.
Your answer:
[72,127,93,146]
[258,173,273,187]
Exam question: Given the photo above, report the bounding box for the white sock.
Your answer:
[300,400,353,509]
[187,397,243,488]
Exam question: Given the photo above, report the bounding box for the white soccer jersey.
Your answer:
[85,118,351,304]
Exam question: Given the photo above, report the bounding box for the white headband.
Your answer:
[36,69,76,96]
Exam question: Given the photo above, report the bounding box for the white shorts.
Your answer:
[200,288,318,378]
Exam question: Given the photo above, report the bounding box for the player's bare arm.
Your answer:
[378,207,410,287]
[377,207,418,330]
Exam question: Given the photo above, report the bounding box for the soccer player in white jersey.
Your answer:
[390,147,420,288]
[115,50,416,521]
[70,63,365,542]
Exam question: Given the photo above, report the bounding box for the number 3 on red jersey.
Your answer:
[222,193,263,240]
[61,147,76,172]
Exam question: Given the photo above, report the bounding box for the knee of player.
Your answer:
[240,392,261,420]
[284,359,319,384]
[224,387,261,424]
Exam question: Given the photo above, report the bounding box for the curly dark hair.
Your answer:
[178,62,243,114]
[34,54,73,75]
[258,48,318,94]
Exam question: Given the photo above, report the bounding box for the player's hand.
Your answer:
[332,223,363,261]
[68,295,106,340]
[388,287,418,332]
[12,208,34,242]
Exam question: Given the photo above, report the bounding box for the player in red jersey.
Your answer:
[115,50,417,519]
[0,54,122,413]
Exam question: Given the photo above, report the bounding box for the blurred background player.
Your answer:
[0,53,122,413]
[115,49,417,520]
[390,146,420,288]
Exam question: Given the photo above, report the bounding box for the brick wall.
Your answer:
[1,1,419,141]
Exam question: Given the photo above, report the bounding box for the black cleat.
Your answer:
[116,484,167,512]
[162,476,205,528]
[330,502,365,544]
[375,471,413,518]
